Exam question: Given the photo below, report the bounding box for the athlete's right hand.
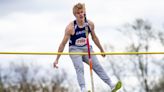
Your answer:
[53,60,59,68]
[101,50,106,58]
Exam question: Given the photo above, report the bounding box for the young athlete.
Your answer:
[53,3,122,92]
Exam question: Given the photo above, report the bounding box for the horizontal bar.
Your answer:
[0,52,164,55]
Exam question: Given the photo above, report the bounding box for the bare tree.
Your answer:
[121,19,164,92]
[0,66,4,92]
[150,58,164,92]
[51,69,68,92]
[104,18,164,92]
[0,60,73,92]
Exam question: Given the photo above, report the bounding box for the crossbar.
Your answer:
[0,52,164,55]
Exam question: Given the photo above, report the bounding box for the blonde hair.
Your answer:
[73,3,85,16]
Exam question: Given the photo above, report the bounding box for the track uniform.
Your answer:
[69,20,113,91]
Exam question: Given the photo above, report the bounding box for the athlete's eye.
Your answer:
[80,11,83,13]
[77,12,80,14]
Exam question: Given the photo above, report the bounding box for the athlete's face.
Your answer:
[75,9,84,21]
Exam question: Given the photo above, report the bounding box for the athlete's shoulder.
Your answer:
[66,21,74,29]
[65,21,74,34]
[87,19,94,26]
[87,19,94,30]
[87,19,93,23]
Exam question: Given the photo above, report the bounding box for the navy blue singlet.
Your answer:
[69,20,91,47]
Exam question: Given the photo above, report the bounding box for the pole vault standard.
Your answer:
[0,52,164,55]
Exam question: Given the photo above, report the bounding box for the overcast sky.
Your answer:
[0,0,164,91]
[0,0,164,49]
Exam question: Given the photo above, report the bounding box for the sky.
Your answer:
[0,0,164,59]
[0,0,164,91]
[0,0,164,51]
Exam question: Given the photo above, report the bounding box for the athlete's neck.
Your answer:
[76,19,85,27]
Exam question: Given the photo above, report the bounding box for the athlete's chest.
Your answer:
[72,26,86,36]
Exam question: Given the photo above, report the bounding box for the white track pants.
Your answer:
[69,46,113,90]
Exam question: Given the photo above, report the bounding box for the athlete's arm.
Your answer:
[89,20,105,57]
[54,23,73,68]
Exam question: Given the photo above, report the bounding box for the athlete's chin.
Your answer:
[80,18,84,22]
